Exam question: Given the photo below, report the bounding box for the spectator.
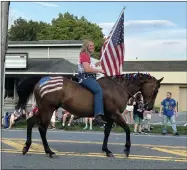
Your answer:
[83,117,93,130]
[8,109,24,129]
[27,103,38,119]
[142,109,152,134]
[50,110,57,129]
[132,92,144,135]
[62,111,74,127]
[123,98,134,124]
[2,112,11,128]
[159,92,179,136]
[55,109,59,121]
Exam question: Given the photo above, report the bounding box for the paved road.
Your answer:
[1,129,187,169]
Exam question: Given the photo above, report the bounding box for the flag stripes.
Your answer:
[39,76,64,98]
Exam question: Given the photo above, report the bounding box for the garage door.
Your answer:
[179,87,187,112]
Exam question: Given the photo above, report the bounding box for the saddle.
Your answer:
[76,73,97,83]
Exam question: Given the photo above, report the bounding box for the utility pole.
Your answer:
[1,2,10,116]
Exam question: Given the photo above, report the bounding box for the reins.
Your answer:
[105,75,135,100]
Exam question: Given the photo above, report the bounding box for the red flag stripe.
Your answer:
[108,43,119,75]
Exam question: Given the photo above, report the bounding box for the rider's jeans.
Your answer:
[80,77,104,116]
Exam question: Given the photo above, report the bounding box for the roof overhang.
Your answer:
[8,44,83,47]
[5,72,78,75]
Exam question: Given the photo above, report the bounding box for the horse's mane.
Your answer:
[100,73,156,84]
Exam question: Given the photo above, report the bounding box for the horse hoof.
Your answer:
[106,152,115,157]
[49,152,56,158]
[22,147,28,155]
[124,149,130,157]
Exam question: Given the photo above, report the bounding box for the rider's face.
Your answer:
[87,42,95,53]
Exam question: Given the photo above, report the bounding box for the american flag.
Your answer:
[100,11,124,76]
[39,76,64,98]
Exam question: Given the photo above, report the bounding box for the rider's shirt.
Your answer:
[78,52,91,73]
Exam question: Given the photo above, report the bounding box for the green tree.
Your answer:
[8,12,105,59]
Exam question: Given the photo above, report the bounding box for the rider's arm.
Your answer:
[80,52,104,74]
[82,62,104,74]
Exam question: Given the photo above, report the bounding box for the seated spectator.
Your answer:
[83,117,93,130]
[8,109,24,129]
[62,111,74,127]
[2,112,11,128]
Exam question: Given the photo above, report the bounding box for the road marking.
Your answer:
[15,140,58,153]
[2,139,57,153]
[1,149,187,162]
[2,138,186,149]
[1,139,35,152]
[2,138,186,160]
[147,147,187,157]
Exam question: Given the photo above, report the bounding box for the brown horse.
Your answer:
[15,73,163,158]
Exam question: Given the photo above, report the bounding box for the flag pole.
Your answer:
[99,6,126,62]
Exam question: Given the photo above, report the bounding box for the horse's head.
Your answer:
[140,75,164,111]
[100,73,163,111]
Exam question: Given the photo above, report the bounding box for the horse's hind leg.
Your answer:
[112,113,131,157]
[38,110,55,158]
[22,115,38,155]
[38,124,55,157]
[102,119,114,157]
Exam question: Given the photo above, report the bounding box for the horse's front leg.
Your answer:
[112,113,131,157]
[102,119,114,157]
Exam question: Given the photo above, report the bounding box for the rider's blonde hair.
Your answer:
[80,40,93,55]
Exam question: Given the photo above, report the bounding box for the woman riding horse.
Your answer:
[17,39,164,158]
[78,40,106,125]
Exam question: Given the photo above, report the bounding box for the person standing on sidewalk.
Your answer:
[83,117,93,130]
[133,92,145,135]
[159,92,179,136]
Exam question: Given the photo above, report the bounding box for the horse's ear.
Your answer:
[157,77,164,83]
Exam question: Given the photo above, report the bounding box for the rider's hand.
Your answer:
[95,61,101,67]
[100,70,105,74]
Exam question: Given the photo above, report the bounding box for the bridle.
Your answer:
[143,82,158,107]
[107,75,158,107]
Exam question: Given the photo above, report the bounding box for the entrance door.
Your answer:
[179,87,187,112]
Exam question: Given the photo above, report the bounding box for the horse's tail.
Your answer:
[15,76,42,110]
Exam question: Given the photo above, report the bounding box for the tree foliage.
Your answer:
[8,12,105,59]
